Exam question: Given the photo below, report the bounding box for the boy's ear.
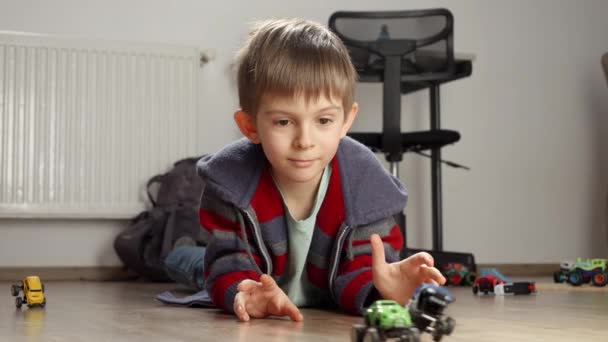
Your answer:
[340,102,359,138]
[234,110,260,144]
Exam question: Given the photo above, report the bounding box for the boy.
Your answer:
[169,18,445,322]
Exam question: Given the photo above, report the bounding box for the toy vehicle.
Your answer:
[553,260,575,283]
[408,284,456,342]
[494,282,536,295]
[11,276,46,308]
[553,258,608,287]
[472,275,505,295]
[479,267,511,283]
[442,262,476,286]
[352,300,420,342]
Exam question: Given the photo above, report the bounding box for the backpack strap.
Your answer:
[173,155,206,167]
[146,174,164,207]
[160,206,178,259]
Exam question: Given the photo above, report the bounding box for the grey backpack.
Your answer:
[114,156,207,281]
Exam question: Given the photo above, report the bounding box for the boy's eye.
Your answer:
[274,119,290,126]
[319,118,333,125]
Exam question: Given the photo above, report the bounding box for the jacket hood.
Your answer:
[197,137,407,226]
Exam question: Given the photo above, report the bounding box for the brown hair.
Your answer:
[235,18,357,116]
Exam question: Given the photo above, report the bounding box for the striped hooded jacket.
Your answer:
[196,136,407,315]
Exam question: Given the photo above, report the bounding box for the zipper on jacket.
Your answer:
[328,224,352,302]
[242,209,273,276]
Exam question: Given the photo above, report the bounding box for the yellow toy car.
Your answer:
[11,276,46,308]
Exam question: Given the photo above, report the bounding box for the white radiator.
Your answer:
[0,32,208,218]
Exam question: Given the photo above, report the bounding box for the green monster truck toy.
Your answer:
[553,258,608,287]
[352,300,420,342]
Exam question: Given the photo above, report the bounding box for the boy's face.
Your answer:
[235,93,358,189]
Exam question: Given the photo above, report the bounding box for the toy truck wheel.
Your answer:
[449,274,461,286]
[465,272,477,286]
[553,271,565,283]
[443,317,456,335]
[11,285,19,296]
[568,270,584,286]
[41,299,46,308]
[472,285,479,294]
[432,320,446,342]
[15,297,23,308]
[362,328,381,342]
[592,272,608,287]
[351,324,367,342]
[398,327,420,342]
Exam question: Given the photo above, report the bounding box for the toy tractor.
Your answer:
[11,276,46,308]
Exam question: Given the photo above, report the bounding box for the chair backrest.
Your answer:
[329,9,455,81]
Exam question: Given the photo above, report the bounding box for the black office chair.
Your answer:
[329,9,472,258]
[602,52,608,86]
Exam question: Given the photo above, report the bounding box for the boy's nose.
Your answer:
[293,127,314,149]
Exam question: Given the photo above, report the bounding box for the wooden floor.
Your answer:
[2,277,608,341]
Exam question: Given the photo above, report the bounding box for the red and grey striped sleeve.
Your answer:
[334,216,403,315]
[199,195,263,312]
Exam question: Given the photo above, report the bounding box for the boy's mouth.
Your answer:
[288,159,316,168]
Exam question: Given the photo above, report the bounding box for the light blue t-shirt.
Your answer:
[273,165,331,306]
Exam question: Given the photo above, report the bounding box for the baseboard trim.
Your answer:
[477,263,559,277]
[1,263,560,281]
[0,266,135,281]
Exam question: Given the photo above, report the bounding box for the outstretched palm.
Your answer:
[234,274,303,322]
[370,234,446,305]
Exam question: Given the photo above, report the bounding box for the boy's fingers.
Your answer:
[259,274,277,289]
[283,299,304,322]
[420,265,446,285]
[233,292,250,322]
[428,279,439,286]
[370,234,386,270]
[401,252,435,269]
[237,279,260,293]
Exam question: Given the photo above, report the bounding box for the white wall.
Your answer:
[1,0,607,266]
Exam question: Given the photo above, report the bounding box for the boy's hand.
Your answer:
[370,233,446,305]
[233,274,303,322]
